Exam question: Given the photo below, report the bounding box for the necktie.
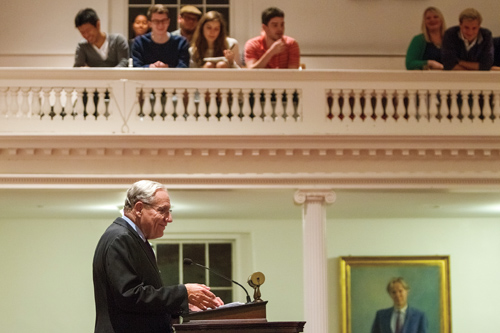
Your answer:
[395,310,402,333]
[144,239,156,260]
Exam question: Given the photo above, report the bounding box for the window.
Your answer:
[154,241,234,303]
[128,0,231,40]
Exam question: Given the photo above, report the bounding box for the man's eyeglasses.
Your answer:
[143,202,172,217]
[151,19,169,25]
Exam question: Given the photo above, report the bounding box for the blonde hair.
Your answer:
[459,8,482,24]
[421,7,446,43]
[386,277,410,293]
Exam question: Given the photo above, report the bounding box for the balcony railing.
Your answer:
[1,68,499,136]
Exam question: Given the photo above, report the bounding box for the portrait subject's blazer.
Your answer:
[93,217,188,333]
[371,306,428,333]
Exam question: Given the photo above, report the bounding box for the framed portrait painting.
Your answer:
[340,256,451,333]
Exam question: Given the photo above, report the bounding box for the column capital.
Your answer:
[294,189,336,205]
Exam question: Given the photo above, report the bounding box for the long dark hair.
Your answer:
[191,11,228,66]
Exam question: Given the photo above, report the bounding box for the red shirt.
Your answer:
[244,35,300,69]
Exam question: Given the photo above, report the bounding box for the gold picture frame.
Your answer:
[340,256,451,333]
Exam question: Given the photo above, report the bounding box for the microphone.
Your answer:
[183,258,251,303]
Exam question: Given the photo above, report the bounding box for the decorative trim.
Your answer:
[2,173,500,189]
[294,190,336,205]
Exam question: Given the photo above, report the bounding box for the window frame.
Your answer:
[152,232,249,303]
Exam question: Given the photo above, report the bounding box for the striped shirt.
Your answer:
[244,35,300,69]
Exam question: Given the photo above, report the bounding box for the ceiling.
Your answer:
[2,187,500,220]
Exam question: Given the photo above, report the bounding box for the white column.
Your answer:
[294,190,336,333]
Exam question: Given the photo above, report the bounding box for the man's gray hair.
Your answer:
[124,180,167,211]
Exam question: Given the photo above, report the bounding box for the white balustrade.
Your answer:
[0,68,499,135]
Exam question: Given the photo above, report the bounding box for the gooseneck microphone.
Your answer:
[183,258,251,303]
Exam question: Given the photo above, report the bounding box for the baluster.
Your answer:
[482,91,493,122]
[471,90,481,122]
[73,88,85,119]
[428,89,439,122]
[185,88,196,121]
[241,88,252,122]
[0,87,8,117]
[8,87,20,118]
[103,89,111,119]
[385,90,396,122]
[31,88,42,118]
[262,89,273,122]
[62,88,73,120]
[143,88,153,119]
[219,88,230,122]
[274,89,286,122]
[364,90,375,121]
[228,89,236,121]
[329,89,341,120]
[137,88,145,119]
[158,89,167,119]
[20,87,31,118]
[197,89,209,122]
[492,90,500,121]
[372,90,384,122]
[417,90,428,121]
[460,90,471,122]
[52,87,63,119]
[326,89,333,120]
[395,89,406,121]
[406,90,417,122]
[449,90,459,122]
[40,88,51,119]
[153,88,162,120]
[293,89,301,121]
[351,89,362,122]
[207,88,218,122]
[164,89,175,121]
[439,90,450,122]
[96,88,106,120]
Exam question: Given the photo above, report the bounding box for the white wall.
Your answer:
[0,216,304,333]
[327,217,500,333]
[0,0,498,69]
[1,214,499,332]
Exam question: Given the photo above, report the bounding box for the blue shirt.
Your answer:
[132,32,189,68]
[121,215,146,242]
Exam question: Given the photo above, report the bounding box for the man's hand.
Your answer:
[268,39,286,57]
[185,283,224,311]
[149,61,169,68]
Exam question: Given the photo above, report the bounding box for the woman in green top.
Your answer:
[406,7,446,70]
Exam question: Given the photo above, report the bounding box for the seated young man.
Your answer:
[74,8,129,67]
[244,7,300,69]
[441,8,493,71]
[170,5,202,44]
[131,4,190,68]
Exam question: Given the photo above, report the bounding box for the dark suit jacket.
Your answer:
[371,306,428,333]
[93,217,188,333]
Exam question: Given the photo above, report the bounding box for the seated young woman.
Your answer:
[129,14,150,54]
[406,7,446,70]
[189,11,242,68]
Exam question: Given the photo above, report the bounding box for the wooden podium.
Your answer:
[173,301,305,333]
